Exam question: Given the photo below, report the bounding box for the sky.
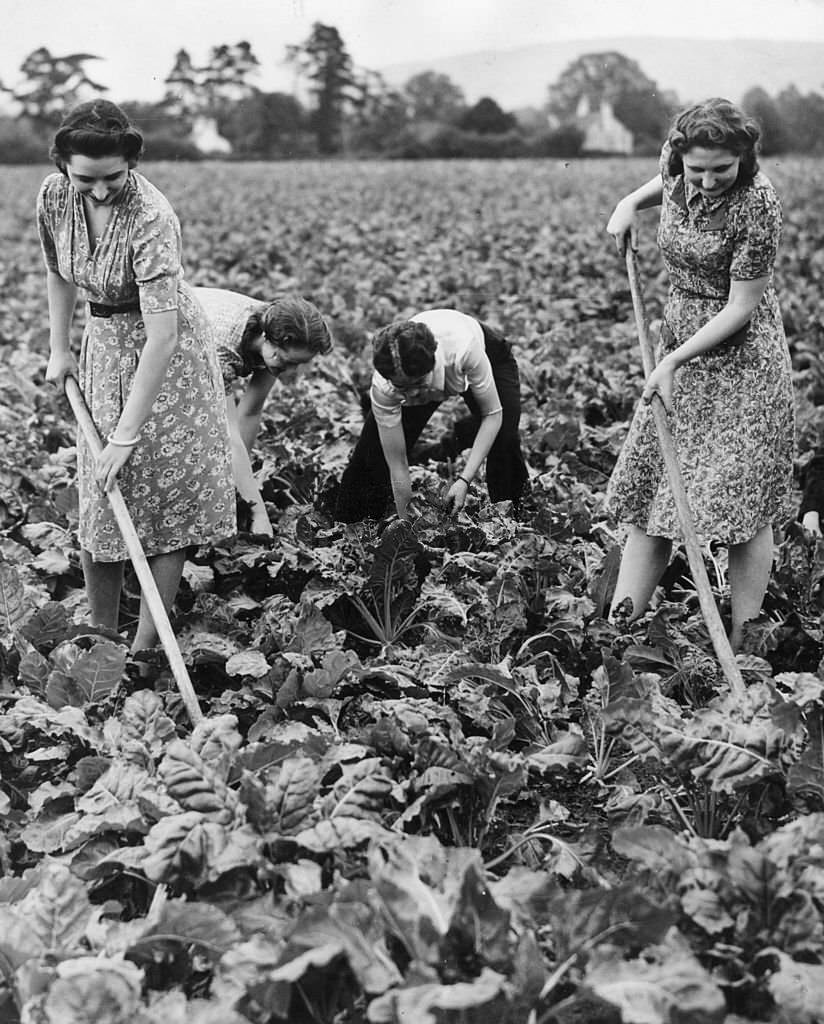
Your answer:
[1,0,823,104]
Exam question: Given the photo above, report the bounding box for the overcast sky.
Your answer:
[1,0,823,103]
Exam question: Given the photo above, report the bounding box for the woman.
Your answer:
[605,98,795,650]
[40,100,236,652]
[334,308,528,522]
[195,287,333,538]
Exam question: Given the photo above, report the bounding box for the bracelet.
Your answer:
[106,431,141,447]
[456,475,472,488]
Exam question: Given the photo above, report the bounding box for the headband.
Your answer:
[388,337,404,378]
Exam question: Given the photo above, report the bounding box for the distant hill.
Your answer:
[380,37,824,111]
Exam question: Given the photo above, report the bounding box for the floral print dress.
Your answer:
[606,145,795,544]
[193,286,265,393]
[37,171,236,561]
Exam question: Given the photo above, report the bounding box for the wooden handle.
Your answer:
[64,375,203,724]
[624,250,746,701]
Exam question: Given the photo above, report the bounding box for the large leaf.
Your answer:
[768,952,824,1023]
[272,894,402,995]
[19,598,70,651]
[189,714,243,775]
[138,992,250,1024]
[611,825,697,879]
[547,884,676,964]
[128,899,242,964]
[45,671,88,709]
[16,648,51,695]
[366,967,508,1024]
[0,906,46,970]
[76,763,153,815]
[788,706,824,804]
[447,856,512,967]
[211,933,286,1009]
[18,861,91,954]
[111,689,177,758]
[320,757,394,821]
[603,685,802,793]
[42,956,143,1024]
[262,755,321,835]
[224,648,270,678]
[159,740,239,824]
[302,648,361,698]
[295,817,387,853]
[368,837,453,964]
[70,642,128,703]
[585,940,726,1024]
[3,697,99,746]
[141,812,229,886]
[367,519,421,603]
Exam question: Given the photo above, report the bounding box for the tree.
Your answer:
[285,22,358,154]
[120,100,203,161]
[403,71,466,123]
[460,97,518,135]
[164,42,260,118]
[219,91,313,158]
[0,47,107,126]
[741,87,788,155]
[775,85,824,153]
[346,69,410,153]
[547,51,674,152]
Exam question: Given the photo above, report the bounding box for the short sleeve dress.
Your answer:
[605,145,795,544]
[193,286,265,393]
[37,171,236,562]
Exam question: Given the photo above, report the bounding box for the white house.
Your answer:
[190,115,232,155]
[575,96,634,154]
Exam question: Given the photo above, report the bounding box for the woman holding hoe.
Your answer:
[40,100,236,652]
[605,98,795,650]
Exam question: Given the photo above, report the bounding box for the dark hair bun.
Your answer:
[50,99,144,170]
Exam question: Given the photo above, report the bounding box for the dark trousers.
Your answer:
[334,322,528,522]
[800,453,824,518]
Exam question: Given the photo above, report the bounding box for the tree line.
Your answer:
[1,23,823,162]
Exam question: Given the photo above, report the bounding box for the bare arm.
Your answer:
[96,308,179,492]
[444,384,503,513]
[235,368,276,453]
[44,270,78,385]
[644,276,769,411]
[225,392,273,537]
[606,174,664,254]
[377,421,413,519]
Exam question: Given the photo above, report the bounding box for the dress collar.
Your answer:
[684,179,728,212]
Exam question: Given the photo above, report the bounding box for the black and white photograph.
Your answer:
[1,1,823,1021]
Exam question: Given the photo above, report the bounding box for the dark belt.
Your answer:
[88,300,141,318]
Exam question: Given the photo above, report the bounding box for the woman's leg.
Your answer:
[131,548,187,652]
[727,524,774,651]
[81,551,124,631]
[334,403,440,522]
[610,525,672,619]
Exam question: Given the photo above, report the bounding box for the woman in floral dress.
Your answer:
[605,98,795,649]
[195,286,332,539]
[40,100,236,651]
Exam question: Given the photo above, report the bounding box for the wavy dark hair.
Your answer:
[667,98,761,185]
[50,99,144,172]
[239,295,333,359]
[372,320,437,381]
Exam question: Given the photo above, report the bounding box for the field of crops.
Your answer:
[0,156,823,1024]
